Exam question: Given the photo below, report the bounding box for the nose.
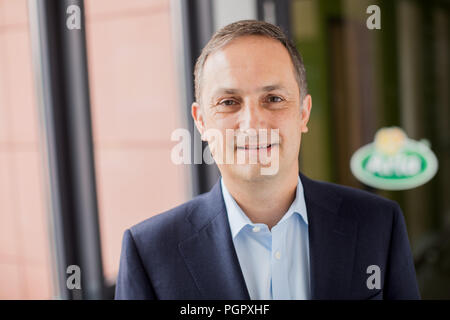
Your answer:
[238,99,267,132]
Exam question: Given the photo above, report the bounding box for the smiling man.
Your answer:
[115,20,420,300]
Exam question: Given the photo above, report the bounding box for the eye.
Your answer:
[267,95,283,103]
[215,99,240,113]
[220,99,237,106]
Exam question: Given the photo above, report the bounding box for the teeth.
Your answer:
[240,144,271,149]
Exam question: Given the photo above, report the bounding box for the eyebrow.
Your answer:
[212,84,285,96]
[260,84,284,92]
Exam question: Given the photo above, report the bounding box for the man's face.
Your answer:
[192,35,311,182]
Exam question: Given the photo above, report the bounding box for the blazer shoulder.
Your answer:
[127,192,210,246]
[302,174,401,226]
[305,175,399,209]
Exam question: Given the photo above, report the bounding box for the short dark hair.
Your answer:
[193,19,308,103]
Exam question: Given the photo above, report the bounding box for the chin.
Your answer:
[228,163,279,183]
[216,145,284,181]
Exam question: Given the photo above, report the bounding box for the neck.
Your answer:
[222,169,298,230]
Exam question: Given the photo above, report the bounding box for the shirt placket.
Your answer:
[270,222,291,299]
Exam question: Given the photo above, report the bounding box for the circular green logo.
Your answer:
[350,127,438,190]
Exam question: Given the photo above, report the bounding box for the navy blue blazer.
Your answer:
[115,173,420,300]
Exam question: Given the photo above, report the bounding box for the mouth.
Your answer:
[236,143,278,150]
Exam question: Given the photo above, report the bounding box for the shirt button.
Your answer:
[252,226,261,233]
[275,251,281,260]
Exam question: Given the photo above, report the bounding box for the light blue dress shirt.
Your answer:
[221,177,311,300]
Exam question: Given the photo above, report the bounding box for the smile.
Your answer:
[236,143,278,150]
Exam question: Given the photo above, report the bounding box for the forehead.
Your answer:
[201,35,297,94]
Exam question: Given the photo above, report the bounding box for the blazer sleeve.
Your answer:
[384,203,421,299]
[115,229,156,300]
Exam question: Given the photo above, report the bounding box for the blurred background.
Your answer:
[0,0,448,299]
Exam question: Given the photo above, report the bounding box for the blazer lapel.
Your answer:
[178,174,358,300]
[301,174,358,299]
[178,181,250,300]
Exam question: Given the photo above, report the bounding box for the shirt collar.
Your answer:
[221,176,309,239]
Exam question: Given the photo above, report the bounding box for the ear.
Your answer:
[300,94,312,133]
[191,102,207,140]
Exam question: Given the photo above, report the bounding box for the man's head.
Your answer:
[191,20,312,182]
[194,20,308,104]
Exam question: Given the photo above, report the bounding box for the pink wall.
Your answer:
[0,0,52,299]
[85,0,188,285]
[0,0,188,298]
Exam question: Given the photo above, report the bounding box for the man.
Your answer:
[115,20,420,300]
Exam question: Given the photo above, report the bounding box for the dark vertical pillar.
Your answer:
[257,0,292,38]
[28,0,105,299]
[180,0,220,196]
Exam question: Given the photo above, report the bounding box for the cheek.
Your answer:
[272,108,302,130]
[205,111,239,129]
[277,115,302,150]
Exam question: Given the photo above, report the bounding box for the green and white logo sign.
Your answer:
[350,127,438,190]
